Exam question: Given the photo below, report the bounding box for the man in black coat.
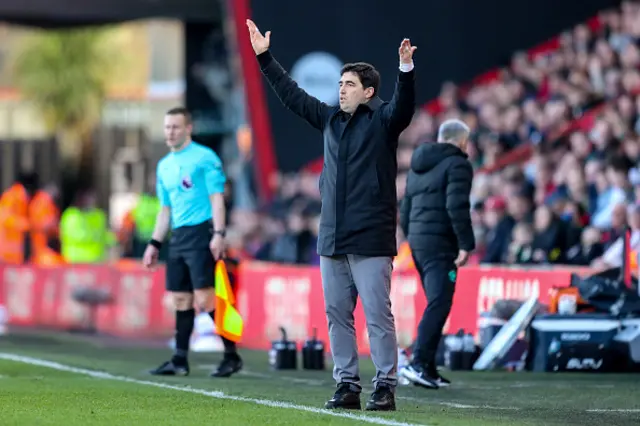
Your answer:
[398,119,475,389]
[247,19,416,411]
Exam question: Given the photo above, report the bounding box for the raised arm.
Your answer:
[381,39,416,135]
[399,186,412,238]
[247,19,331,131]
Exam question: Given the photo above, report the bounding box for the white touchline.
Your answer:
[0,353,425,426]
[399,396,519,411]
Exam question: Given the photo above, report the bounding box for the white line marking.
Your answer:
[198,365,329,386]
[206,365,628,413]
[224,369,516,412]
[399,396,519,411]
[586,409,640,413]
[0,353,423,426]
[454,381,615,390]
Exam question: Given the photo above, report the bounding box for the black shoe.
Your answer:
[431,369,451,388]
[210,353,243,378]
[149,358,189,376]
[400,363,438,389]
[365,385,396,411]
[324,383,361,410]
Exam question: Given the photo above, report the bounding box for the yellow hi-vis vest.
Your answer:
[60,207,115,263]
[132,194,160,241]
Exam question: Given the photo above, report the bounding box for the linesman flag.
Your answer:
[214,259,244,342]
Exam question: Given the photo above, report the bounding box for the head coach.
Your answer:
[247,19,416,411]
[398,119,475,389]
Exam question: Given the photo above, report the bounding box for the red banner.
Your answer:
[237,263,592,353]
[0,263,173,337]
[0,261,592,355]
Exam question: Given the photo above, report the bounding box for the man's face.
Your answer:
[339,72,373,114]
[164,114,192,150]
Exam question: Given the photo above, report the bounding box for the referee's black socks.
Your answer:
[208,311,238,356]
[173,308,195,363]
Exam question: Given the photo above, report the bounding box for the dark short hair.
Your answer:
[166,107,192,124]
[341,62,380,96]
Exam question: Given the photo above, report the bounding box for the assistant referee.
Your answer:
[144,107,243,378]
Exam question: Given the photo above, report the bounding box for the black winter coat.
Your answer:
[258,50,415,257]
[399,143,475,259]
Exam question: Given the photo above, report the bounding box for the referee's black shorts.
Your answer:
[166,221,215,292]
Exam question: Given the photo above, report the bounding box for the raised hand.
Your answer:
[399,38,417,64]
[246,19,271,55]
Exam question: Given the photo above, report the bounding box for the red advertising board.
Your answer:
[0,261,592,355]
[236,263,592,353]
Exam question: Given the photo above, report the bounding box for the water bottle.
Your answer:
[444,335,454,369]
[268,348,277,368]
[0,304,7,336]
[449,329,466,370]
[548,337,562,372]
[463,333,475,352]
[462,333,476,370]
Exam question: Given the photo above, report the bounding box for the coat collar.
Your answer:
[363,96,383,111]
[333,96,384,118]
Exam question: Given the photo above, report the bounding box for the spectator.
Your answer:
[531,205,567,264]
[591,155,632,229]
[592,203,640,270]
[216,1,640,270]
[566,226,605,265]
[481,196,512,263]
[506,222,536,265]
[269,208,315,265]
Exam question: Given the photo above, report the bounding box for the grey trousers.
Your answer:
[320,254,398,391]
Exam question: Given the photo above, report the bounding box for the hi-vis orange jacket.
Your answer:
[0,183,30,263]
[28,190,64,265]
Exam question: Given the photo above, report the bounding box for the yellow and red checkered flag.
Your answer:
[214,259,243,342]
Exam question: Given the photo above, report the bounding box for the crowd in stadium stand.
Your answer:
[222,1,640,269]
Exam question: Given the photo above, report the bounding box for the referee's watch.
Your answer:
[213,229,226,238]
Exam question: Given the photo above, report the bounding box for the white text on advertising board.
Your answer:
[264,275,311,342]
[4,267,35,320]
[476,276,540,314]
